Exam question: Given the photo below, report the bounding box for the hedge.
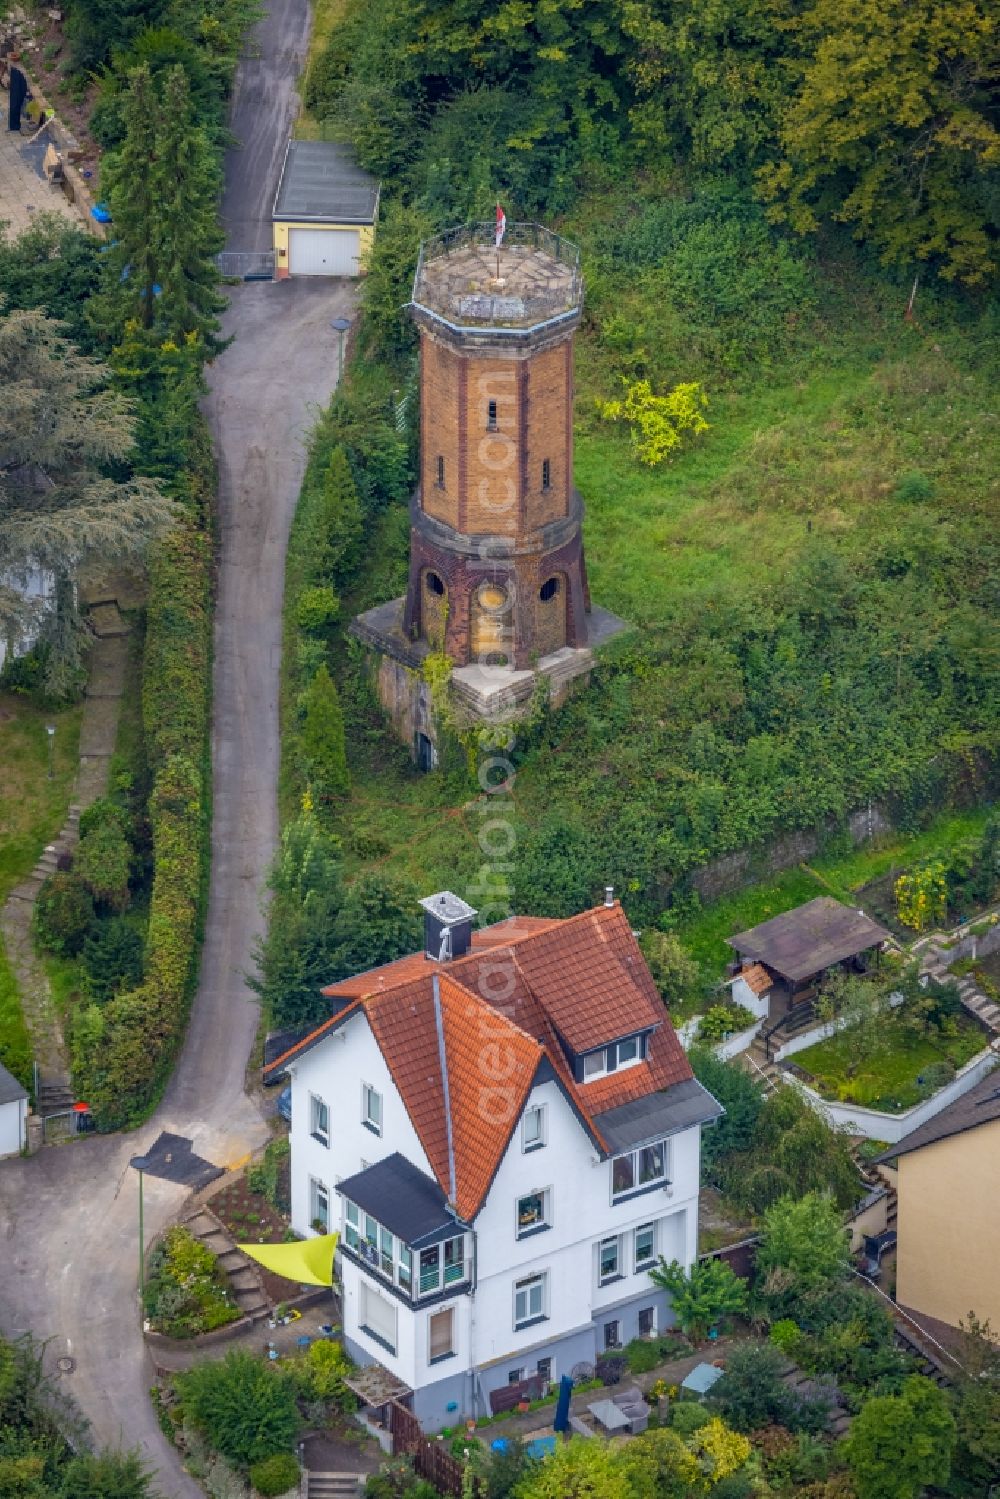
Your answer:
[71,448,213,1129]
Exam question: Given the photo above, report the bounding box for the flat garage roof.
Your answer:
[272,140,380,225]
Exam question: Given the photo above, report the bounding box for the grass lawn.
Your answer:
[673,806,995,975]
[0,693,81,1080]
[793,1016,987,1111]
[0,694,82,902]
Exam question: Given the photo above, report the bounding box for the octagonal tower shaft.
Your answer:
[402,223,591,671]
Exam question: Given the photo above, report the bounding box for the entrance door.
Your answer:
[415,732,436,772]
[288,227,360,276]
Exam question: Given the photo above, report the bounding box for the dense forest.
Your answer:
[277,0,999,940]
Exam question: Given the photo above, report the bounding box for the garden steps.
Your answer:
[180,1204,274,1324]
[303,1474,365,1498]
[917,935,1000,1040]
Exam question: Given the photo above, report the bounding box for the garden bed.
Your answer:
[209,1161,296,1309]
[792,1015,986,1112]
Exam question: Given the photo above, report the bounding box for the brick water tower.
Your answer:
[352,222,625,757]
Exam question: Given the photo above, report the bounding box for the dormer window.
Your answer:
[581,1034,646,1081]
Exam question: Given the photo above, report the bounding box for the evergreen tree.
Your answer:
[299,664,350,801]
[0,310,174,696]
[153,66,226,349]
[317,446,364,587]
[100,66,161,330]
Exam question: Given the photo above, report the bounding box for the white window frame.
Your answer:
[309,1092,329,1147]
[515,1187,551,1238]
[581,1036,645,1082]
[361,1082,382,1136]
[522,1104,546,1152]
[598,1234,622,1286]
[536,1356,554,1385]
[611,1138,669,1202]
[309,1176,329,1232]
[428,1307,455,1364]
[513,1272,547,1330]
[634,1221,657,1271]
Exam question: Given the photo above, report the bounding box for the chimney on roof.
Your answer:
[419,891,477,962]
[604,885,614,908]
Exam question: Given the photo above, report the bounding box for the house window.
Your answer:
[417,1235,465,1296]
[360,1282,397,1355]
[516,1189,551,1238]
[344,1200,360,1250]
[638,1306,657,1338]
[603,1319,623,1351]
[398,1244,412,1293]
[508,1367,526,1385]
[310,1094,329,1147]
[598,1235,621,1285]
[582,1036,645,1081]
[380,1226,394,1278]
[514,1273,547,1330]
[429,1308,455,1363]
[436,455,445,488]
[536,1357,553,1385]
[634,1222,656,1271]
[612,1140,669,1201]
[522,1105,546,1152]
[487,400,498,431]
[541,459,551,491]
[362,1083,382,1135]
[310,1178,329,1233]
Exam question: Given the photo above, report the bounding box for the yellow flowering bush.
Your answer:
[687,1416,752,1488]
[597,379,709,465]
[894,862,948,932]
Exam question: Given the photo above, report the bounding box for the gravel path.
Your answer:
[0,0,355,1490]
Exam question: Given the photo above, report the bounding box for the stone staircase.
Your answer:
[917,932,1000,1035]
[181,1205,272,1323]
[303,1474,365,1498]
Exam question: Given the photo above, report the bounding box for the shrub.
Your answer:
[845,1376,956,1499]
[33,872,95,956]
[708,1342,831,1435]
[78,797,132,842]
[697,1002,756,1043]
[249,1451,300,1496]
[597,378,709,465]
[671,1401,711,1436]
[82,917,144,1003]
[174,1351,298,1466]
[75,814,133,912]
[649,1256,748,1342]
[295,585,340,636]
[624,1337,663,1374]
[300,1339,353,1406]
[894,471,934,504]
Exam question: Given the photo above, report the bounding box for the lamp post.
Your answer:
[330,316,350,381]
[130,1153,149,1324]
[45,724,55,779]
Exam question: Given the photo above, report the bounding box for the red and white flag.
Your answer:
[495,202,507,249]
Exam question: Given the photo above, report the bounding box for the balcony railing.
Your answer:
[412,222,583,329]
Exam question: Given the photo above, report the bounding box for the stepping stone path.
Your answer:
[915,926,1000,1036]
[0,602,132,1125]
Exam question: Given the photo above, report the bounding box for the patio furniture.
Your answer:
[587,1398,631,1434]
[611,1386,650,1434]
[568,1415,594,1438]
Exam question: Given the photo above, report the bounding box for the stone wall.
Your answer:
[691,801,894,903]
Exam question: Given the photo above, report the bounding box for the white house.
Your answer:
[0,1061,29,1158]
[267,893,721,1430]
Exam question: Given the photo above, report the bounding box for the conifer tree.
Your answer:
[153,67,226,350]
[318,446,364,586]
[100,65,160,329]
[299,663,350,801]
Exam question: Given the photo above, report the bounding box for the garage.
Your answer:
[272,140,380,280]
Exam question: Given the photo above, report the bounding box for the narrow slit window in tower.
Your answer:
[542,459,551,490]
[487,400,498,431]
[436,455,445,488]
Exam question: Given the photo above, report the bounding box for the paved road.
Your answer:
[0,0,355,1489]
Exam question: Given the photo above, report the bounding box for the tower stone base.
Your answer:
[350,597,629,760]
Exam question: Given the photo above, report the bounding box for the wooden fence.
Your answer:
[389,1400,481,1498]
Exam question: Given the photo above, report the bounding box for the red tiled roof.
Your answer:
[268,902,695,1219]
[737,962,772,996]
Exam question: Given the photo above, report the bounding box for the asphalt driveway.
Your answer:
[0,0,355,1489]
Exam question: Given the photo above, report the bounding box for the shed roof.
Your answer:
[0,1062,27,1106]
[875,1065,1000,1163]
[272,140,379,225]
[726,897,889,984]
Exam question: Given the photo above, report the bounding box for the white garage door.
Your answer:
[288,227,360,277]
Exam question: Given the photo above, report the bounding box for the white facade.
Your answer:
[286,1017,706,1427]
[0,1094,28,1158]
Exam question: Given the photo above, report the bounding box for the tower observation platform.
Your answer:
[350,222,628,760]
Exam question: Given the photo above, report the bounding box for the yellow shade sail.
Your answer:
[241,1231,338,1287]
